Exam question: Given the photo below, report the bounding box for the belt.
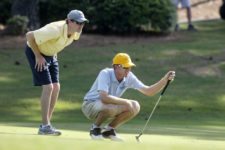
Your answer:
[84,99,97,102]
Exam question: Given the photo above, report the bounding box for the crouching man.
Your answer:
[82,53,175,141]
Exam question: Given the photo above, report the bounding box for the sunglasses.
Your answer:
[75,21,85,25]
[117,65,130,70]
[123,67,131,70]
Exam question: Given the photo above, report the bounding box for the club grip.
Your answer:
[160,80,171,96]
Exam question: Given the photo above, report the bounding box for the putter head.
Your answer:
[135,135,141,142]
[135,133,142,142]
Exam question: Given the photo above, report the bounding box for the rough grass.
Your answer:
[0,20,225,124]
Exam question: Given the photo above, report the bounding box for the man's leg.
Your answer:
[40,84,53,125]
[89,107,124,140]
[39,83,61,135]
[101,101,140,141]
[82,101,108,140]
[48,83,60,120]
[94,100,140,127]
[94,109,111,126]
[108,101,140,128]
[182,0,196,31]
[25,46,61,135]
[186,7,192,25]
[41,84,54,125]
[84,100,140,140]
[186,7,197,31]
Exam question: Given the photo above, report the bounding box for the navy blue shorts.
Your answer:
[25,45,59,86]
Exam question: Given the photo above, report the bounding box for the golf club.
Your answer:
[135,80,171,142]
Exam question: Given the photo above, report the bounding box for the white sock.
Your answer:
[92,124,100,129]
[42,124,50,128]
[105,125,114,131]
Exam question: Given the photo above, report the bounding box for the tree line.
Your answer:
[2,0,224,34]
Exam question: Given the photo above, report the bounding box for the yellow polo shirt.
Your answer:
[30,20,80,56]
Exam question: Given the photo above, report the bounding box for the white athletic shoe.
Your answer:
[38,125,61,136]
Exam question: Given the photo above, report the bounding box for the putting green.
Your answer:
[0,123,225,150]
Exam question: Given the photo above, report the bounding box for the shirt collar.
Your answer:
[64,22,80,40]
[111,69,126,83]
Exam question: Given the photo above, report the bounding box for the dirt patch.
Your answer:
[187,65,222,77]
[0,36,26,49]
[0,33,184,49]
[178,0,222,22]
[73,33,183,48]
[179,50,225,77]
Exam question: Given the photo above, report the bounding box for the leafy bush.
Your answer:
[39,0,80,26]
[84,1,149,33]
[84,0,176,33]
[1,0,176,34]
[39,0,176,34]
[5,15,29,35]
[148,0,177,32]
[0,0,12,24]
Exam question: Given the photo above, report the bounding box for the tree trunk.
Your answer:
[11,0,40,30]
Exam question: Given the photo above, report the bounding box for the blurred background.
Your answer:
[0,0,224,35]
[0,0,225,129]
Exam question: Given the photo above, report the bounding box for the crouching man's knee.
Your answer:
[101,105,119,118]
[130,100,140,116]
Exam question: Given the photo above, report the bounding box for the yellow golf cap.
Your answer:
[113,53,136,68]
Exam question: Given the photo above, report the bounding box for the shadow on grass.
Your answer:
[127,126,225,141]
[0,131,37,136]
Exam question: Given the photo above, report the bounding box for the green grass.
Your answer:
[0,123,225,150]
[0,19,225,149]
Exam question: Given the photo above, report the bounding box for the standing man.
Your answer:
[172,0,196,31]
[82,53,175,141]
[25,10,88,135]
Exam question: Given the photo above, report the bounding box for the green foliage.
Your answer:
[84,0,148,33]
[39,0,81,26]
[1,0,176,33]
[39,0,176,33]
[85,0,176,33]
[6,15,29,35]
[149,0,177,32]
[0,0,12,24]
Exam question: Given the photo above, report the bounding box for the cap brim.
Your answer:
[76,18,89,23]
[123,62,136,68]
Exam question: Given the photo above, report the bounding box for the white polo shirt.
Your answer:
[84,68,146,101]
